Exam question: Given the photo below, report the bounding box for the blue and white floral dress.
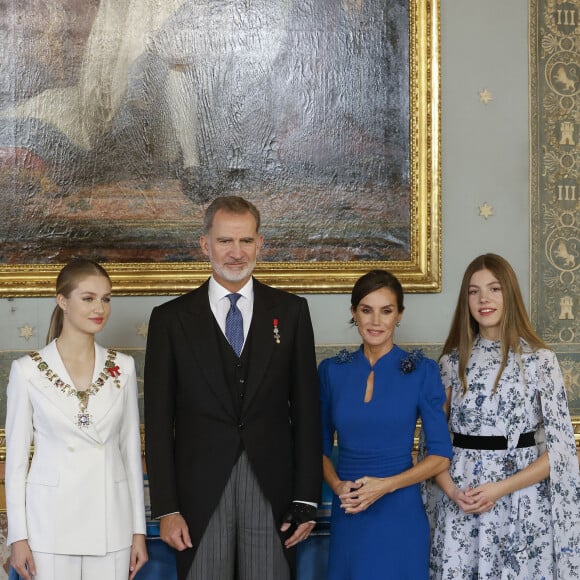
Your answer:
[429,336,580,579]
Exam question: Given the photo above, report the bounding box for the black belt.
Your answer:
[452,431,536,450]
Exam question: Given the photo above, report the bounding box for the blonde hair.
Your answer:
[441,253,547,394]
[46,259,111,343]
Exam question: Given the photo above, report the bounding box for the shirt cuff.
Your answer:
[293,500,318,508]
[156,511,180,519]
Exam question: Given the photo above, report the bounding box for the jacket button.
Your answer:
[238,423,245,430]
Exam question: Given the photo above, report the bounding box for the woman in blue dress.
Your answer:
[319,270,453,579]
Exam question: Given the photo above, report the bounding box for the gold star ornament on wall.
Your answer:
[479,202,494,219]
[137,321,149,338]
[479,89,493,104]
[19,324,36,341]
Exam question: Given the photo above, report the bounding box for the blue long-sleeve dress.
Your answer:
[319,345,452,580]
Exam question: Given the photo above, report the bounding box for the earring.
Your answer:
[396,321,400,327]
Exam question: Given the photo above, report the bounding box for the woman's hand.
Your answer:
[129,533,149,580]
[10,540,36,580]
[339,476,388,514]
[447,485,478,512]
[333,479,361,510]
[463,482,501,514]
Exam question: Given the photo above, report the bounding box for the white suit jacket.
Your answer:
[5,340,146,555]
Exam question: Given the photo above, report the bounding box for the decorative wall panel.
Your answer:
[530,0,580,427]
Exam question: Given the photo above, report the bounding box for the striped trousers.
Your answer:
[186,451,290,580]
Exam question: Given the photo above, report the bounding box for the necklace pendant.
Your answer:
[77,412,91,428]
[77,390,89,405]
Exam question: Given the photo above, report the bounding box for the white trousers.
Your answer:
[31,547,131,580]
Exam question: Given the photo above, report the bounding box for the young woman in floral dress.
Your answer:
[430,254,580,579]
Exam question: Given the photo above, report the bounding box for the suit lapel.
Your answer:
[177,282,237,419]
[84,344,123,443]
[243,280,278,411]
[28,341,81,426]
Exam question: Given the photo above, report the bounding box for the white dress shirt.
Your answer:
[208,276,254,350]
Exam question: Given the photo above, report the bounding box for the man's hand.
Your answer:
[160,513,193,551]
[282,521,315,548]
[280,503,317,548]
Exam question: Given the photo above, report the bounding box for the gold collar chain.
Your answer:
[29,349,121,428]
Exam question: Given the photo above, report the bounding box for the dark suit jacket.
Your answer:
[144,278,322,579]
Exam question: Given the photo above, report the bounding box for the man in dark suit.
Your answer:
[144,196,322,580]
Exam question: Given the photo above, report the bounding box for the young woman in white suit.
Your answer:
[6,259,148,580]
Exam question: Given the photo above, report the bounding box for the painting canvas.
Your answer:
[0,0,440,294]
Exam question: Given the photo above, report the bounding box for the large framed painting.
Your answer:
[0,0,440,295]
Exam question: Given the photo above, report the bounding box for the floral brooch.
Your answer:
[273,318,280,344]
[334,349,354,364]
[400,349,424,374]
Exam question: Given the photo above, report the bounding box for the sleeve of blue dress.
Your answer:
[535,349,580,576]
[318,358,335,459]
[417,357,453,528]
[418,358,453,460]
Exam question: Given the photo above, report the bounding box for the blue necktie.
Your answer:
[225,293,244,356]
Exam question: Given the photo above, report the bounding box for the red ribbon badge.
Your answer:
[107,365,121,378]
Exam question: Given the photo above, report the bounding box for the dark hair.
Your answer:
[203,196,261,234]
[441,253,547,393]
[350,269,404,322]
[46,259,111,343]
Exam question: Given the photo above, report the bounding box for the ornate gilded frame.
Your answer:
[0,0,440,296]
